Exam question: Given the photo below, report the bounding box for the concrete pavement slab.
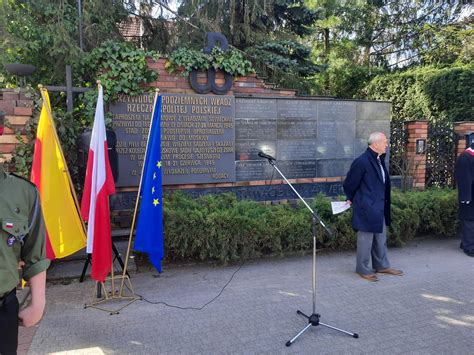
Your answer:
[26,237,473,354]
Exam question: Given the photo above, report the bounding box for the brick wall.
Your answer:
[146,57,297,96]
[0,89,34,163]
[405,120,428,189]
[454,121,474,156]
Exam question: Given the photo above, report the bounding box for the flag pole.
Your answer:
[95,81,116,297]
[84,82,141,314]
[119,88,160,296]
[37,85,87,236]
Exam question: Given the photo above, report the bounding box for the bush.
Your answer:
[364,64,474,123]
[159,188,458,263]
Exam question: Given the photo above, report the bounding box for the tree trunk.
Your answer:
[324,28,330,59]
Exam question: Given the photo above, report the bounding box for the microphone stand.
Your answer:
[260,155,358,346]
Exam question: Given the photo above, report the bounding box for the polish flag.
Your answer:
[80,86,115,282]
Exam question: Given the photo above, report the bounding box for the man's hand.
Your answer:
[346,200,352,205]
[18,270,46,327]
[19,302,45,327]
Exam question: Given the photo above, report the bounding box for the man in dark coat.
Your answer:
[454,140,474,257]
[343,132,403,282]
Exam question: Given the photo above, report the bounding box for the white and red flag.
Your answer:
[80,85,115,282]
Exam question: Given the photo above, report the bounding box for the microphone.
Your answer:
[258,151,276,161]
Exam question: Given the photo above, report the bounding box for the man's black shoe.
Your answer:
[463,250,474,257]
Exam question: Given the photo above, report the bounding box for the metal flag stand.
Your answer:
[257,152,359,346]
[38,85,134,313]
[83,85,160,314]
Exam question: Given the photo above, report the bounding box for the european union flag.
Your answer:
[134,95,164,272]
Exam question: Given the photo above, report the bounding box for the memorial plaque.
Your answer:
[277,140,318,160]
[110,94,391,198]
[278,160,318,179]
[277,118,317,139]
[111,93,236,186]
[110,94,154,187]
[354,138,368,156]
[314,138,339,159]
[317,120,355,140]
[357,101,391,121]
[318,100,357,121]
[235,98,277,118]
[236,160,274,181]
[317,159,353,177]
[313,138,355,159]
[277,99,316,118]
[340,140,356,158]
[160,94,235,185]
[235,118,276,140]
[110,193,137,211]
[356,120,390,139]
[235,140,276,161]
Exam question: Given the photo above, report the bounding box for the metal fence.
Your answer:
[389,119,457,188]
[426,120,456,188]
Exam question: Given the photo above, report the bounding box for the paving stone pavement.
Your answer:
[27,237,473,354]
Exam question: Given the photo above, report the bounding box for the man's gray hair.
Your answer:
[368,132,385,145]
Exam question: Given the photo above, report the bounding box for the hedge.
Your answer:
[364,64,473,123]
[158,188,458,263]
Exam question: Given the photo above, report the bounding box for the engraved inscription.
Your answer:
[317,159,353,177]
[277,99,316,118]
[235,118,277,140]
[236,160,274,181]
[111,94,236,186]
[235,98,277,118]
[277,118,317,139]
[356,120,390,139]
[318,100,357,121]
[235,140,276,161]
[277,140,318,160]
[278,160,318,179]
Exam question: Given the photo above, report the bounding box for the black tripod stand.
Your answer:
[79,242,129,283]
[258,152,358,346]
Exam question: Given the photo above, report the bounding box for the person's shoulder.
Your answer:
[460,151,474,158]
[349,154,368,172]
[354,150,370,163]
[457,152,472,164]
[7,173,39,193]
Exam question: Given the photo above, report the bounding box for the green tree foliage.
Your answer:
[175,0,317,49]
[418,20,474,66]
[0,0,128,86]
[2,0,470,98]
[334,0,468,68]
[167,46,253,76]
[304,0,471,97]
[364,65,474,123]
[174,0,322,94]
[0,2,158,184]
[79,40,158,118]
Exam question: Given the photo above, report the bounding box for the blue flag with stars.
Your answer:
[134,95,164,272]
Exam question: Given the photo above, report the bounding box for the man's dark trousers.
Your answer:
[0,290,19,355]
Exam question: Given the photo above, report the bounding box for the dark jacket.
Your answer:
[455,150,474,221]
[343,147,391,233]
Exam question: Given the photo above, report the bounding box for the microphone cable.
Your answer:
[130,261,244,311]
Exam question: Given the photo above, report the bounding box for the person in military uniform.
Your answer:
[455,137,474,257]
[0,110,50,354]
